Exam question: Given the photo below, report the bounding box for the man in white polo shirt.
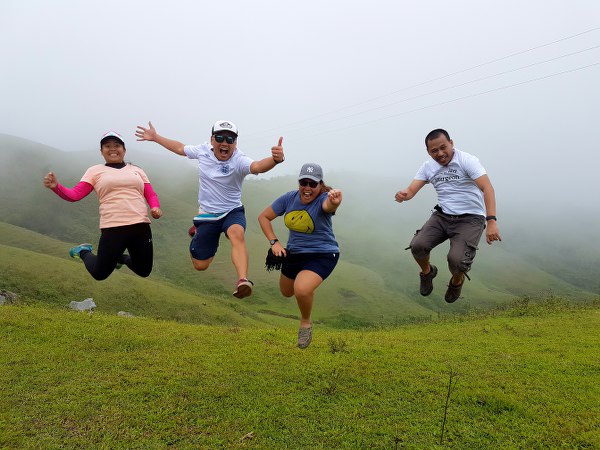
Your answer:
[395,129,501,302]
[136,120,285,298]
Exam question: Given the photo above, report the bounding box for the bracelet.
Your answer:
[485,216,497,221]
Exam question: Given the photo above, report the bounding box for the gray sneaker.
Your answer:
[419,264,438,296]
[297,326,313,349]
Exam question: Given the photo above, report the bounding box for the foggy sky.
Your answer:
[2,0,600,218]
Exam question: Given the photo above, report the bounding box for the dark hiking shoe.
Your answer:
[445,280,464,303]
[233,278,254,299]
[419,264,438,296]
[297,326,313,349]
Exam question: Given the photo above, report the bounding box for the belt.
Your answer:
[433,205,476,219]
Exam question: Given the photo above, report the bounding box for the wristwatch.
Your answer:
[485,216,497,221]
[269,238,279,246]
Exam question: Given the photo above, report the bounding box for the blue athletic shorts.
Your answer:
[189,206,246,260]
[281,251,339,281]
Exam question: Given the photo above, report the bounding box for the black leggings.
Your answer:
[81,223,153,280]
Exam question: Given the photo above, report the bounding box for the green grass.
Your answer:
[3,215,596,332]
[1,135,599,448]
[1,299,598,449]
[2,134,598,324]
[0,243,277,328]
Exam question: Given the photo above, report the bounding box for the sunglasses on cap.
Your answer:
[299,179,319,188]
[213,134,236,144]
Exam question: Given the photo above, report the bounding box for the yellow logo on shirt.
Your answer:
[284,210,314,233]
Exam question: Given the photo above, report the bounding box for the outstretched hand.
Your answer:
[43,172,57,189]
[327,188,342,206]
[271,136,284,164]
[395,190,409,203]
[135,122,157,142]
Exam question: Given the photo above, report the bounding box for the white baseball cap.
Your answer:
[100,131,125,146]
[212,120,238,136]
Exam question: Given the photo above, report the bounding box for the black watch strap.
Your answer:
[485,215,497,221]
[269,238,279,246]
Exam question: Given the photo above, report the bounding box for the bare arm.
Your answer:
[250,137,285,174]
[475,174,501,245]
[394,179,427,203]
[258,206,286,256]
[135,121,186,156]
[322,188,342,214]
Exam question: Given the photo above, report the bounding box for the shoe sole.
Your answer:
[69,244,93,260]
[297,327,313,349]
[444,280,463,303]
[233,283,252,299]
[420,265,438,296]
[298,339,312,349]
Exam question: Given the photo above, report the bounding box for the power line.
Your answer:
[280,61,600,143]
[244,27,600,139]
[248,45,600,139]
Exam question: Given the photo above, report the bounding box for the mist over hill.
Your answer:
[1,134,597,325]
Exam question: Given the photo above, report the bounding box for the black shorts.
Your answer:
[281,251,339,280]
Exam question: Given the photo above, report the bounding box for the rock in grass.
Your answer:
[0,290,17,305]
[69,298,96,311]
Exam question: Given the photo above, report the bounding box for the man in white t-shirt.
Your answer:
[136,120,285,298]
[395,129,501,302]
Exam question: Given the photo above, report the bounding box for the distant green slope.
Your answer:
[0,231,278,327]
[1,133,598,327]
[0,222,434,327]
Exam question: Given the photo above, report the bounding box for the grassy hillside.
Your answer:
[1,134,598,449]
[1,300,598,449]
[0,243,273,327]
[1,133,598,328]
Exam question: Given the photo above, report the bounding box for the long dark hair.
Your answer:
[319,181,332,193]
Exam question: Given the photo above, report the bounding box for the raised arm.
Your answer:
[474,174,501,245]
[135,121,186,156]
[250,136,285,174]
[394,179,427,203]
[322,188,342,214]
[43,172,93,202]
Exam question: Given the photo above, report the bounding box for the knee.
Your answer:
[192,259,212,271]
[226,226,246,244]
[410,240,430,259]
[280,289,294,298]
[447,252,472,274]
[294,286,314,300]
[91,272,110,281]
[446,253,461,274]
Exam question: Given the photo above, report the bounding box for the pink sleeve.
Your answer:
[144,183,160,209]
[51,182,93,202]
